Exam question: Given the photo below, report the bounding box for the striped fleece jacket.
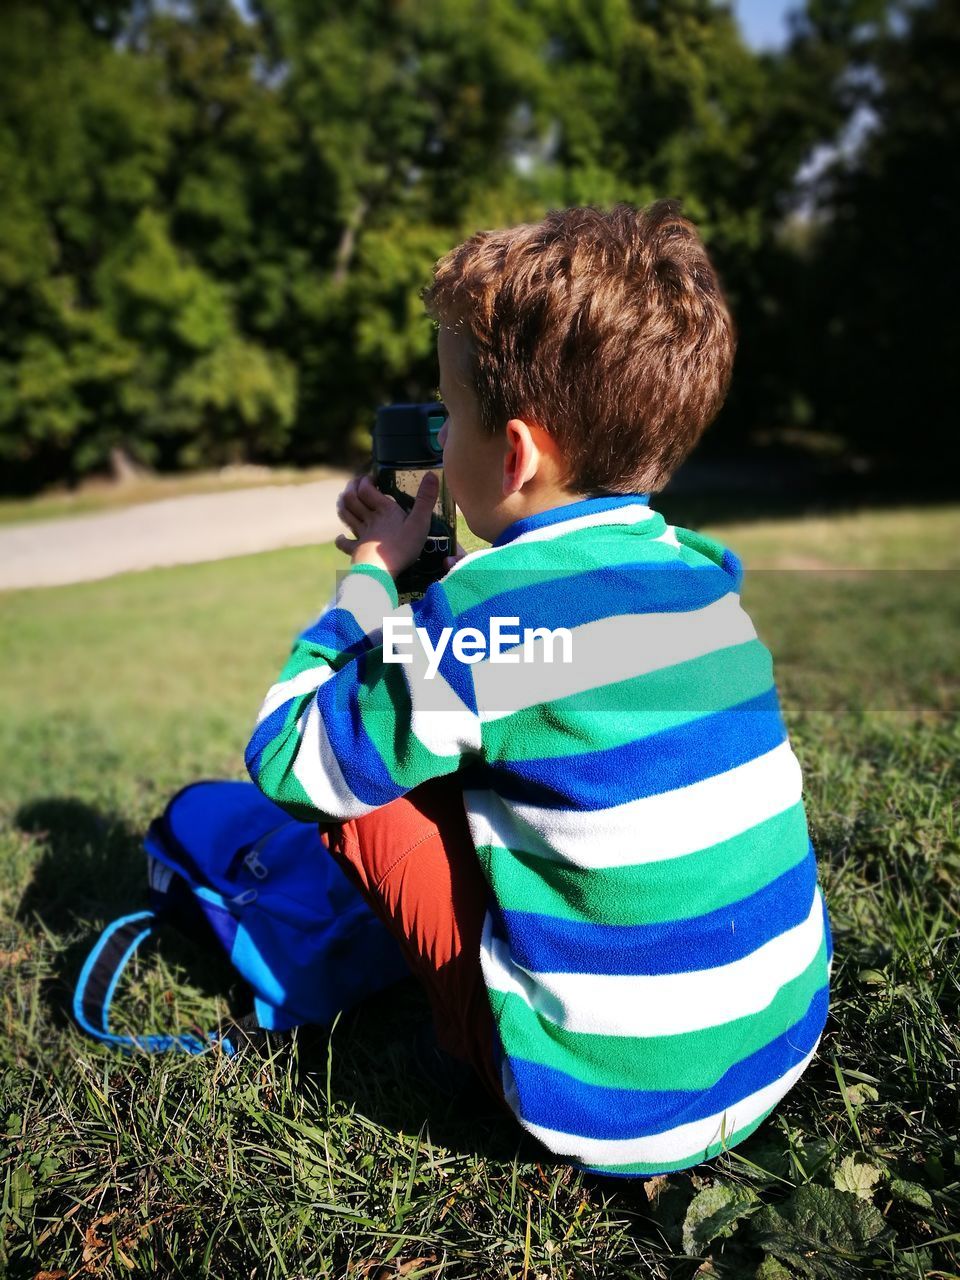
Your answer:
[245,492,832,1176]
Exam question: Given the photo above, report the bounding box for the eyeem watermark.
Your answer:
[383,615,573,680]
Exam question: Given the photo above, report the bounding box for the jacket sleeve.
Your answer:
[244,562,483,824]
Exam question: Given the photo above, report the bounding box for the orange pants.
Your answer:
[322,775,508,1108]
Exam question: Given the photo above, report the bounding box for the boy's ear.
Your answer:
[502,418,540,495]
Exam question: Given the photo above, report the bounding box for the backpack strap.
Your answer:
[73,910,237,1058]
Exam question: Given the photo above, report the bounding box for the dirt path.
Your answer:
[0,474,354,590]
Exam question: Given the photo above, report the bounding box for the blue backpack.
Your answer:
[73,780,410,1057]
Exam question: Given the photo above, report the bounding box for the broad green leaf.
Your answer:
[833,1154,883,1201]
[682,1181,759,1256]
[889,1179,933,1210]
[753,1185,892,1278]
[756,1257,795,1280]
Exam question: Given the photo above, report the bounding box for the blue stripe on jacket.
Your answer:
[489,686,787,807]
[455,563,736,642]
[245,608,372,780]
[245,701,293,780]
[413,578,479,715]
[314,649,407,807]
[506,983,829,1141]
[299,605,371,657]
[498,851,818,975]
[491,494,651,547]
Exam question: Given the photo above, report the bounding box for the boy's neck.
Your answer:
[484,485,592,545]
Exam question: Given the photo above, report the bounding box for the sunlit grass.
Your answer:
[1,506,957,1277]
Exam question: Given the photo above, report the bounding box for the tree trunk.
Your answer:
[109,445,146,485]
[332,196,370,287]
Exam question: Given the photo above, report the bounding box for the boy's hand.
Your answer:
[334,472,439,579]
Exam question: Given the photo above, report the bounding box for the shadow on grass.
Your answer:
[11,797,616,1172]
[13,796,247,1033]
[289,986,652,1204]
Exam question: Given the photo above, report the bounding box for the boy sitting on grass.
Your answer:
[244,200,832,1178]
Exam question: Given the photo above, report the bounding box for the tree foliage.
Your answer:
[0,0,950,493]
[803,0,960,458]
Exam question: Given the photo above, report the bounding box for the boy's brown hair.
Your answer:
[421,200,735,494]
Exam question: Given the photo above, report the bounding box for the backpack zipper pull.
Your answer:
[243,847,270,880]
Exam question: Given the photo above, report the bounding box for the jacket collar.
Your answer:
[491,493,651,548]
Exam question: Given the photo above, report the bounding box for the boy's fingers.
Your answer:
[337,476,361,502]
[405,471,440,541]
[357,474,389,509]
[337,477,360,518]
[334,533,359,555]
[340,486,371,523]
[413,470,439,509]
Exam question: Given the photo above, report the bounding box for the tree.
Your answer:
[0,0,943,493]
[0,1,296,489]
[804,0,960,468]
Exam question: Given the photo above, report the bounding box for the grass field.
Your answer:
[1,502,958,1278]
